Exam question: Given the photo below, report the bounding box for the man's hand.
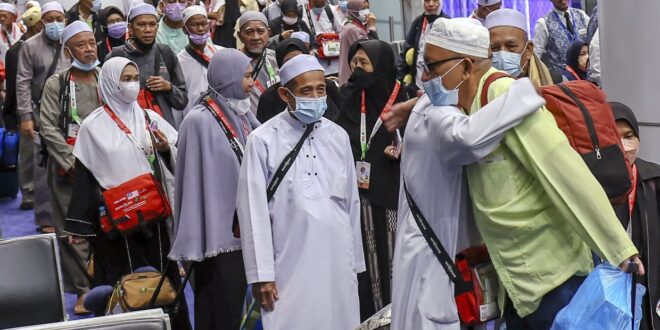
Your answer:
[147,76,172,93]
[68,235,86,245]
[252,281,278,312]
[381,97,418,133]
[280,30,293,40]
[20,119,34,137]
[619,255,645,276]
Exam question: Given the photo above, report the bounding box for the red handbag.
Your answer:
[454,246,500,325]
[99,173,171,236]
[316,33,340,60]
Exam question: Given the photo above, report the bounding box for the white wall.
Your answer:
[598,0,660,163]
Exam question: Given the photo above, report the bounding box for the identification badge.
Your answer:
[67,123,80,139]
[356,161,371,190]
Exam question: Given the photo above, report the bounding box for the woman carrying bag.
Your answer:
[64,57,191,329]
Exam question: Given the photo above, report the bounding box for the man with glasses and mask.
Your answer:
[107,3,188,127]
[236,11,279,115]
[485,8,554,86]
[420,17,640,328]
[39,21,101,315]
[237,54,365,330]
[16,1,70,234]
[390,17,545,329]
[175,5,222,125]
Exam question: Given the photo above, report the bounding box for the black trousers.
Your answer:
[194,250,248,330]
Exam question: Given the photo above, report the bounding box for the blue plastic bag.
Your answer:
[551,262,646,330]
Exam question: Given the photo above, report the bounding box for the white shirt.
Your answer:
[174,42,223,127]
[0,23,23,63]
[533,8,590,60]
[588,28,600,85]
[237,112,365,330]
[302,5,343,75]
[390,78,544,329]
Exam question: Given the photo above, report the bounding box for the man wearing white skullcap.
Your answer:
[174,5,224,126]
[0,3,22,63]
[485,8,554,86]
[425,13,640,330]
[15,0,68,239]
[236,11,279,115]
[39,19,101,315]
[469,0,501,23]
[238,54,364,330]
[390,16,544,329]
[107,2,189,127]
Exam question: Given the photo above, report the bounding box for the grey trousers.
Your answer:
[19,136,55,227]
[48,159,90,294]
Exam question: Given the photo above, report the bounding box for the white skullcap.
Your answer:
[280,54,324,86]
[426,18,490,59]
[63,20,93,45]
[0,3,16,15]
[41,1,65,15]
[291,31,310,44]
[238,11,268,29]
[183,5,207,25]
[128,3,158,22]
[484,8,528,33]
[478,0,501,5]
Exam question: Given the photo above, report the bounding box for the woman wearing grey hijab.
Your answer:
[168,48,259,329]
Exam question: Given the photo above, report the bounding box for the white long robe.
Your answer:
[390,78,545,329]
[237,111,365,330]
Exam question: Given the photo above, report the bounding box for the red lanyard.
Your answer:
[628,165,638,220]
[1,28,15,47]
[351,20,368,33]
[421,17,428,34]
[359,81,401,160]
[565,65,582,81]
[254,80,266,94]
[103,105,154,159]
[196,44,217,63]
[106,34,128,52]
[206,97,250,141]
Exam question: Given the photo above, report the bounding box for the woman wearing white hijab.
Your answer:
[64,57,191,329]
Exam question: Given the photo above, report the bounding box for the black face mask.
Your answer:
[350,67,379,89]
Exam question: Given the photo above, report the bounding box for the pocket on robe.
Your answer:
[300,176,325,200]
[329,174,349,212]
[417,262,460,323]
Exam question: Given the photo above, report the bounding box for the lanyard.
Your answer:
[203,96,247,162]
[628,165,638,220]
[552,11,577,42]
[421,17,428,36]
[254,80,266,94]
[103,105,155,164]
[1,27,16,47]
[106,34,128,53]
[69,72,100,125]
[359,81,401,160]
[564,65,582,81]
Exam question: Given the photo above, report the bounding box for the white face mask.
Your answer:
[282,15,298,25]
[358,9,370,23]
[621,137,640,165]
[117,82,140,104]
[228,98,251,115]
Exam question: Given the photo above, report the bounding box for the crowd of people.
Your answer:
[0,0,657,329]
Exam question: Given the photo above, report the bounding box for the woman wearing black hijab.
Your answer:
[256,38,341,123]
[95,6,127,64]
[560,40,589,81]
[337,39,408,321]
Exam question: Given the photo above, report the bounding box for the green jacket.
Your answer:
[466,68,638,317]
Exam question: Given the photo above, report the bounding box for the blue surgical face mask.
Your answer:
[66,47,99,72]
[312,7,324,15]
[491,42,529,77]
[422,59,465,106]
[286,90,327,124]
[339,1,348,12]
[44,21,65,41]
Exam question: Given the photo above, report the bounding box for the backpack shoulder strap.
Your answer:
[156,44,177,76]
[480,72,513,107]
[325,5,334,24]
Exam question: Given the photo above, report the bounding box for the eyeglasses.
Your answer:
[422,57,464,74]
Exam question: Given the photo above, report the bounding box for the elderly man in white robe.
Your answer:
[390,18,545,329]
[237,54,365,330]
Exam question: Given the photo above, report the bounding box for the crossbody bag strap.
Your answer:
[185,45,210,68]
[266,123,315,201]
[58,70,71,131]
[403,181,473,295]
[201,96,244,163]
